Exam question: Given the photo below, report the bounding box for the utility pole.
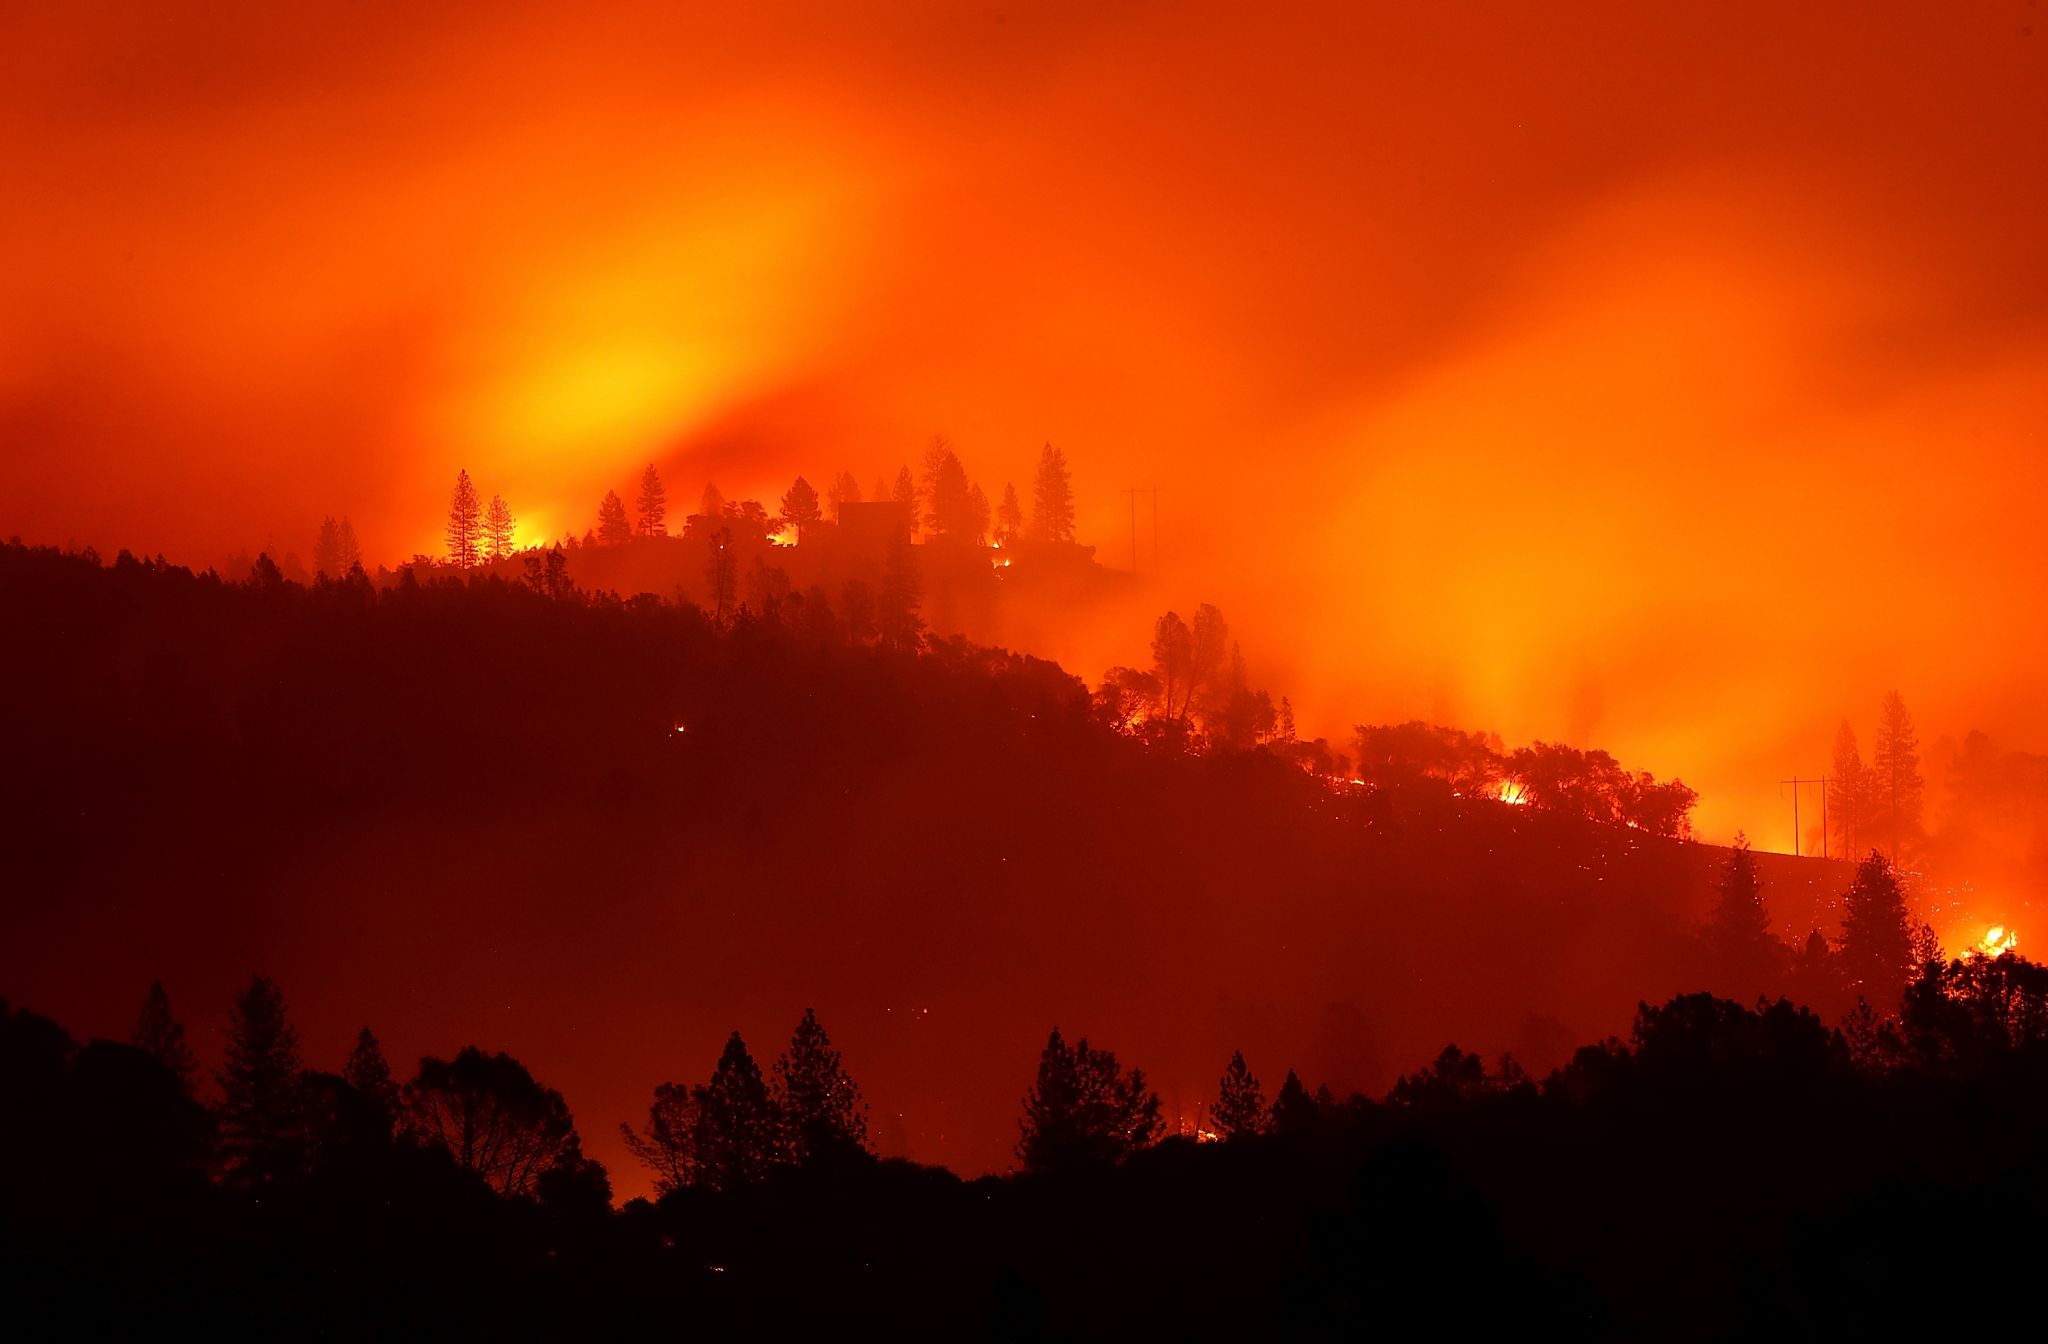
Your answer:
[1779,775,1830,857]
[1121,487,1159,577]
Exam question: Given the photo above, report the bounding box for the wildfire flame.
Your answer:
[1977,926,2017,957]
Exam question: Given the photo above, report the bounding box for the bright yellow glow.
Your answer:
[1977,925,2017,957]
[512,510,553,551]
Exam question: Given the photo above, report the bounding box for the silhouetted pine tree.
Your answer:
[692,1032,783,1190]
[131,980,197,1093]
[1871,691,1924,863]
[1212,1050,1266,1139]
[891,465,917,519]
[1268,1068,1319,1136]
[1840,850,1916,1008]
[996,482,1023,544]
[484,494,516,560]
[637,464,668,537]
[779,476,822,542]
[446,469,482,569]
[597,489,631,544]
[773,1008,869,1165]
[342,1026,399,1128]
[878,531,923,650]
[312,516,344,577]
[1828,720,1868,859]
[336,516,361,571]
[217,975,306,1183]
[827,470,861,522]
[967,482,991,543]
[542,545,571,599]
[1016,1028,1162,1174]
[919,437,977,537]
[1909,920,1942,970]
[1030,443,1075,542]
[1705,833,1781,992]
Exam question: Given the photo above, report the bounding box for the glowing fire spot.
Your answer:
[1978,926,2017,956]
[1498,781,1529,805]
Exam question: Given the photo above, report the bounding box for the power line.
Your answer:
[1779,774,1830,858]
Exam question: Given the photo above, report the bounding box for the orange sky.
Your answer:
[5,1,2048,846]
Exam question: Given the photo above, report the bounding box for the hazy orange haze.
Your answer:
[5,1,2048,844]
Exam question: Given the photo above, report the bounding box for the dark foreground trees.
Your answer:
[1016,1028,1162,1174]
[774,1008,868,1165]
[131,980,197,1092]
[623,1011,874,1195]
[1210,1050,1266,1138]
[217,975,306,1185]
[1839,849,1918,1007]
[693,1033,782,1191]
[405,1046,585,1198]
[1701,832,1784,996]
[10,962,2048,1336]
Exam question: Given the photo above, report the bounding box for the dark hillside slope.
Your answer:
[0,543,1829,1188]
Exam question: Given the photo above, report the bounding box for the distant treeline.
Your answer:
[3,538,1694,837]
